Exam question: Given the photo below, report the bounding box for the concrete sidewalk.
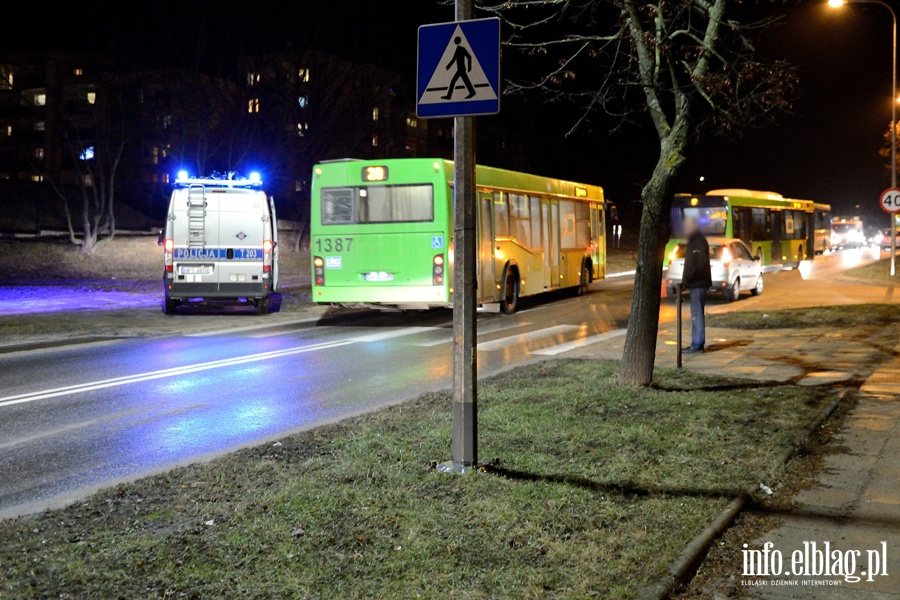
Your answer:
[565,321,900,597]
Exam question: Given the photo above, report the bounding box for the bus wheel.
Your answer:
[725,278,740,302]
[256,296,270,316]
[751,275,764,296]
[500,269,519,315]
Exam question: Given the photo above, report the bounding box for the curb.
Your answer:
[636,388,850,600]
[833,273,898,288]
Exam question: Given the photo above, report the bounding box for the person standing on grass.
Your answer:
[681,216,711,353]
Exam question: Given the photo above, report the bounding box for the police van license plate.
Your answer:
[180,265,213,275]
[364,272,394,282]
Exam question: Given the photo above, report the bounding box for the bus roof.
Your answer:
[314,158,605,203]
[706,189,783,200]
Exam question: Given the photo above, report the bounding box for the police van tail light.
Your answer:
[263,239,273,273]
[433,254,444,285]
[314,256,325,286]
[164,239,174,272]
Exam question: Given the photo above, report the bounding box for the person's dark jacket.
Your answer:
[682,231,712,289]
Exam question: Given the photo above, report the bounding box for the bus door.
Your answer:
[477,192,495,302]
[733,207,752,247]
[542,200,560,288]
[590,203,602,279]
[771,210,783,264]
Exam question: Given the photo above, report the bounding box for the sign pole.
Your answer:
[449,0,478,473]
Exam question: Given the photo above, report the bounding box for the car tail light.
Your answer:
[263,239,273,273]
[314,256,324,286]
[721,246,732,265]
[433,254,444,285]
[164,239,174,272]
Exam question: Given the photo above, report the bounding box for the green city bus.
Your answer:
[666,189,830,268]
[310,158,608,313]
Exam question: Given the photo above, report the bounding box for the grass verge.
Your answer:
[707,303,900,330]
[0,360,829,599]
[842,256,900,285]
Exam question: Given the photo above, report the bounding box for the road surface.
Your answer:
[0,248,888,518]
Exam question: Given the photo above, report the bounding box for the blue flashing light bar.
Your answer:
[173,171,263,189]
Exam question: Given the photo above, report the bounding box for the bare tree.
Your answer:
[484,0,795,385]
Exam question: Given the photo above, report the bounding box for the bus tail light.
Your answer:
[263,239,273,273]
[668,245,679,262]
[433,254,444,285]
[164,239,174,272]
[314,256,325,286]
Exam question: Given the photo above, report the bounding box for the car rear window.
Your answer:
[672,244,724,259]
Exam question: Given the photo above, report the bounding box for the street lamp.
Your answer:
[829,0,897,276]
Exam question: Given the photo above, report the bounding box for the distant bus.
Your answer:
[310,158,609,313]
[667,189,830,268]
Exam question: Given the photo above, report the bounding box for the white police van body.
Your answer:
[162,173,278,315]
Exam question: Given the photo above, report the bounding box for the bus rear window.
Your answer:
[321,185,434,225]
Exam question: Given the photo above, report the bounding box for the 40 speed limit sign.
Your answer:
[880,187,900,213]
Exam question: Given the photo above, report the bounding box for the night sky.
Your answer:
[2,0,894,227]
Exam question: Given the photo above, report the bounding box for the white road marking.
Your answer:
[187,316,322,337]
[531,328,627,356]
[350,327,442,343]
[476,324,581,352]
[0,339,353,408]
[416,321,533,347]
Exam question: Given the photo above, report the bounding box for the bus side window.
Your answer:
[510,194,532,247]
[494,192,509,237]
[530,196,542,247]
[575,202,590,248]
[560,200,576,248]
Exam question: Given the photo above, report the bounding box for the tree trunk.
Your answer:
[617,120,691,385]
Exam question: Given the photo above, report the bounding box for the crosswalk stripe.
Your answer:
[531,328,627,356]
[477,324,581,352]
[416,321,533,347]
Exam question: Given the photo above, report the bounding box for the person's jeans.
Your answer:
[689,287,707,350]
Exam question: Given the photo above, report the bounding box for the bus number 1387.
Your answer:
[315,237,354,252]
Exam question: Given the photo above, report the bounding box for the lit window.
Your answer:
[371,134,378,148]
[74,68,83,76]
[34,121,45,131]
[163,114,172,129]
[162,173,169,184]
[297,122,308,137]
[151,146,159,165]
[248,98,260,113]
[79,146,94,160]
[34,147,45,160]
[247,72,260,86]
[1,69,13,89]
[298,68,310,82]
[372,107,379,122]
[86,92,96,104]
[406,117,418,128]
[298,96,308,108]
[5,125,11,137]
[31,174,43,182]
[33,93,46,106]
[6,72,12,87]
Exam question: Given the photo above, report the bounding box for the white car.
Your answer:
[665,237,763,302]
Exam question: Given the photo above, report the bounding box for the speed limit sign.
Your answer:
[880,187,900,213]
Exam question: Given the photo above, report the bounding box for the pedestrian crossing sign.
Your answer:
[417,17,500,118]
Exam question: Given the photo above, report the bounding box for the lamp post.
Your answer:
[829,0,897,276]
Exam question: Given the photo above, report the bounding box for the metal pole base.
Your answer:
[435,457,500,475]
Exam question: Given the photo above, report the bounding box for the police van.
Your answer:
[161,172,278,315]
